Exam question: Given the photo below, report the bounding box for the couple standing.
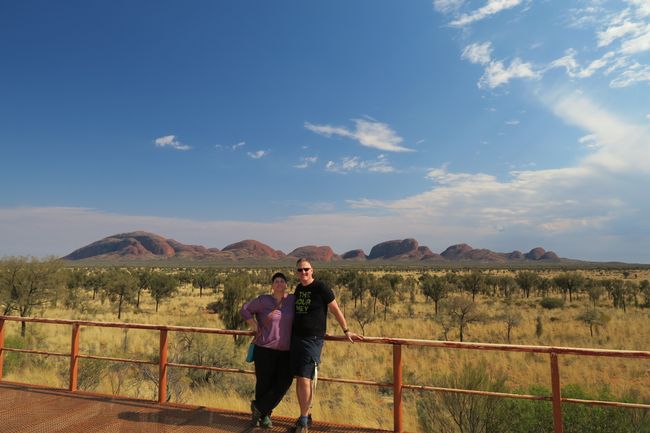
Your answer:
[240,258,362,432]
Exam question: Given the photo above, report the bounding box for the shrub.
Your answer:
[540,297,565,309]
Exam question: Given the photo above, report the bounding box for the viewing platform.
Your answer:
[0,381,388,432]
[1,316,649,433]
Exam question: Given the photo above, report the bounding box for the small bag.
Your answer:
[245,343,255,363]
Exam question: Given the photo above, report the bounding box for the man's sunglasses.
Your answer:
[296,268,312,273]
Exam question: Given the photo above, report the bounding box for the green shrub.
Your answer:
[540,297,565,309]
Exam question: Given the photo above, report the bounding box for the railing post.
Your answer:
[0,319,5,381]
[393,344,403,433]
[550,352,564,433]
[69,323,80,391]
[158,329,168,403]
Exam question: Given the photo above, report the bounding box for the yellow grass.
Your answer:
[2,270,649,431]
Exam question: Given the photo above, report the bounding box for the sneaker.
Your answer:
[294,416,310,433]
[251,401,262,426]
[260,415,272,428]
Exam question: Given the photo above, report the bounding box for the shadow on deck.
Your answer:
[0,382,392,433]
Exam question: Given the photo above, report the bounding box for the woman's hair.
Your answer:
[271,272,287,283]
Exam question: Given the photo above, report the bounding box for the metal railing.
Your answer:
[0,315,648,433]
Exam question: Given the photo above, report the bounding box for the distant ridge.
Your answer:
[63,232,564,263]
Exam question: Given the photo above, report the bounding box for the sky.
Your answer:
[1,0,649,263]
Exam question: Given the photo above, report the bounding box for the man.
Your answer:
[291,258,362,433]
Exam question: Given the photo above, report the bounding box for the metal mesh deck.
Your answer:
[0,382,393,433]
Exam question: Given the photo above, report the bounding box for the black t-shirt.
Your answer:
[292,279,335,337]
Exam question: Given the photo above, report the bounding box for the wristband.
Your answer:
[343,328,349,333]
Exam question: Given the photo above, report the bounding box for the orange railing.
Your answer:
[0,315,649,433]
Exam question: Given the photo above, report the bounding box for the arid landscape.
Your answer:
[1,254,649,432]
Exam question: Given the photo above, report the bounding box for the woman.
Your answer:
[240,272,295,428]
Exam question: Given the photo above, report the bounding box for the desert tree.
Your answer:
[133,269,153,308]
[515,271,540,299]
[497,303,523,343]
[402,276,418,303]
[640,280,650,307]
[460,271,485,301]
[585,279,606,307]
[351,299,375,336]
[192,269,220,297]
[351,272,373,307]
[377,280,396,320]
[215,272,256,344]
[0,256,64,336]
[149,272,179,312]
[496,275,518,299]
[420,274,448,315]
[553,272,585,302]
[440,296,485,342]
[103,268,138,319]
[576,308,610,337]
[536,276,553,297]
[85,270,105,300]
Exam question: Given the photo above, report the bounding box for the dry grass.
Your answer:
[2,269,649,431]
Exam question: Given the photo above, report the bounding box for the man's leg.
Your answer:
[295,376,312,417]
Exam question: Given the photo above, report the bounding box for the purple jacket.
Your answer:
[240,294,295,351]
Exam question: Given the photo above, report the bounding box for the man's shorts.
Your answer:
[290,335,324,379]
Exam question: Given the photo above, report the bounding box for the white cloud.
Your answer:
[450,0,523,28]
[154,135,191,151]
[305,118,413,152]
[610,63,650,87]
[620,25,650,54]
[578,133,601,149]
[232,141,246,150]
[597,13,641,47]
[478,58,539,89]
[325,155,395,174]
[294,156,318,169]
[548,90,650,173]
[433,0,465,14]
[247,150,268,159]
[505,119,520,125]
[548,50,616,79]
[462,42,493,65]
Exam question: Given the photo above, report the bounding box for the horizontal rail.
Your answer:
[167,362,255,375]
[77,354,157,365]
[561,397,650,410]
[404,384,552,401]
[1,347,69,357]
[3,316,649,359]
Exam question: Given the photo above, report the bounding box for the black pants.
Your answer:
[253,345,293,416]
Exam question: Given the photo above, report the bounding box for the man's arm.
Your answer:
[328,299,363,342]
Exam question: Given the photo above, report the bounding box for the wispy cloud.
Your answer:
[305,118,413,152]
[449,0,523,28]
[294,156,318,169]
[479,58,539,89]
[462,42,493,65]
[505,119,520,125]
[461,41,539,88]
[232,141,246,150]
[433,0,465,14]
[325,155,395,174]
[154,135,191,151]
[247,150,268,159]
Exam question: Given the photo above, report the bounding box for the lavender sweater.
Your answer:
[240,294,295,351]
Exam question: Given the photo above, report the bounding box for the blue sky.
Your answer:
[1,0,649,262]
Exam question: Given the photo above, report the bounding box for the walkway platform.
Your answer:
[0,382,392,433]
